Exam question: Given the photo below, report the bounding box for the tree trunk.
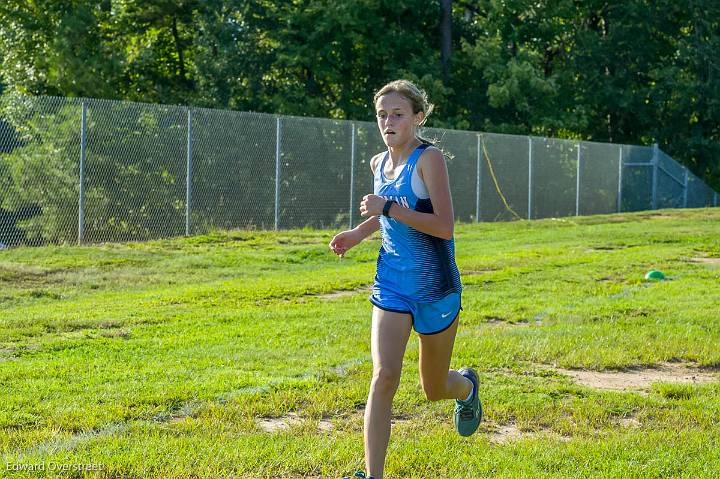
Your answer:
[440,0,452,84]
[171,16,187,82]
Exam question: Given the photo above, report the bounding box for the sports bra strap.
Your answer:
[378,151,389,178]
[407,143,430,168]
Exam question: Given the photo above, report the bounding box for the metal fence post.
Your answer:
[576,142,581,216]
[714,192,719,207]
[617,145,623,213]
[186,109,193,236]
[78,101,87,244]
[683,169,689,208]
[651,143,659,210]
[476,134,481,222]
[527,137,533,220]
[275,117,282,230]
[349,123,356,229]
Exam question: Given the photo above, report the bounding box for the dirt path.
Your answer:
[555,362,718,391]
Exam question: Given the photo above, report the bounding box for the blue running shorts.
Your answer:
[369,291,462,335]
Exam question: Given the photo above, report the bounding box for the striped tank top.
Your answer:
[373,143,462,302]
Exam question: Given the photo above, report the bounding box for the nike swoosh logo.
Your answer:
[442,311,452,318]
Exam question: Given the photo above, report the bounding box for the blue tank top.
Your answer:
[373,143,462,302]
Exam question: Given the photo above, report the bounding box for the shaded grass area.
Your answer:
[1,208,719,478]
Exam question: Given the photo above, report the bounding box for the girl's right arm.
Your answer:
[329,216,379,257]
[354,215,381,237]
[329,153,383,256]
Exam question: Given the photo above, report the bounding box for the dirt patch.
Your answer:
[0,265,62,287]
[255,413,577,443]
[489,422,570,444]
[555,362,718,392]
[489,423,526,444]
[485,315,543,326]
[485,316,506,324]
[255,410,410,434]
[99,320,123,329]
[99,329,131,339]
[256,414,345,433]
[317,418,334,433]
[0,346,18,361]
[256,413,304,433]
[618,416,642,428]
[689,257,720,264]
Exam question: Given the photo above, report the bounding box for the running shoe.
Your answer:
[454,367,482,436]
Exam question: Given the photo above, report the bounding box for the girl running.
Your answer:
[329,80,482,479]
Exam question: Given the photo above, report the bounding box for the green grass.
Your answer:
[1,208,719,478]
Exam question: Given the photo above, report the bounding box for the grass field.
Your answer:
[1,208,720,478]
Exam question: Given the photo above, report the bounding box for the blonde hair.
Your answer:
[373,79,446,153]
[373,79,434,127]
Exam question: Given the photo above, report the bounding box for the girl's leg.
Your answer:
[365,307,413,479]
[417,315,473,401]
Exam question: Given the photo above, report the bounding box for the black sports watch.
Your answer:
[382,200,396,217]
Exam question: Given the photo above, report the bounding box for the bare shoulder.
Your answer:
[417,146,447,177]
[370,152,384,174]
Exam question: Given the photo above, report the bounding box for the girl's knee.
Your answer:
[371,367,401,396]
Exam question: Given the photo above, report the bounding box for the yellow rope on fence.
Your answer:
[479,133,524,221]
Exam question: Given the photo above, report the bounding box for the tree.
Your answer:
[0,1,121,98]
[0,0,717,190]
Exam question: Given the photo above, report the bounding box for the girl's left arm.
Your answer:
[359,148,454,240]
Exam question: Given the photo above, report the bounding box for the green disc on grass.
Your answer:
[645,270,666,281]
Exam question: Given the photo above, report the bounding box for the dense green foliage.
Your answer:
[0,0,718,189]
[1,208,719,477]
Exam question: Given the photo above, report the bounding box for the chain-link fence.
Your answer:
[0,95,717,246]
